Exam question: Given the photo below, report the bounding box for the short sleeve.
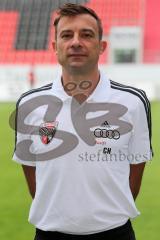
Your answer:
[13,98,36,166]
[128,93,153,164]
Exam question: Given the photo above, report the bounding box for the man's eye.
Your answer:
[61,34,71,39]
[82,33,93,38]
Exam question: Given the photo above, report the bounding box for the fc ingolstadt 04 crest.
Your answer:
[39,121,59,144]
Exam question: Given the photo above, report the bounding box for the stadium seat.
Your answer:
[0,0,159,64]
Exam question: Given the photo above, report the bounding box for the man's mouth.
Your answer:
[68,54,87,57]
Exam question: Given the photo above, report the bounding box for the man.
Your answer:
[13,3,153,240]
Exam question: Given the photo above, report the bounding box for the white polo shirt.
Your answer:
[13,70,153,234]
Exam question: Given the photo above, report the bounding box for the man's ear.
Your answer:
[100,41,107,54]
[52,41,57,54]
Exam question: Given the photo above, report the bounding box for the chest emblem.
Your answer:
[39,121,59,144]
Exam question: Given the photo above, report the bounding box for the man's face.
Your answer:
[53,14,106,74]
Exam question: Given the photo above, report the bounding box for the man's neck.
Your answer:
[61,69,100,101]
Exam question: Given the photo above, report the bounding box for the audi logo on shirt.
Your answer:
[94,128,120,140]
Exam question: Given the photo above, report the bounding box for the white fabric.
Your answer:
[13,70,152,234]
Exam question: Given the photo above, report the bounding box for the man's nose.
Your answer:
[71,35,82,47]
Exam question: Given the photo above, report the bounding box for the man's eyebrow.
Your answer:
[58,30,73,36]
[60,30,73,34]
[59,29,95,34]
[81,28,95,33]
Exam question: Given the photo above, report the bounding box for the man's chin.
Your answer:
[69,61,85,67]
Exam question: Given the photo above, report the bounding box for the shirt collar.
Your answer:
[87,70,111,102]
[51,69,111,102]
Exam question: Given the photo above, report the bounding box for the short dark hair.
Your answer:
[54,3,103,40]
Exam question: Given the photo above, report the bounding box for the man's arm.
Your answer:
[129,162,146,200]
[22,165,36,199]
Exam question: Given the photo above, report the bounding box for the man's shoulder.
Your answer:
[16,83,53,106]
[109,79,151,117]
[110,79,149,104]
